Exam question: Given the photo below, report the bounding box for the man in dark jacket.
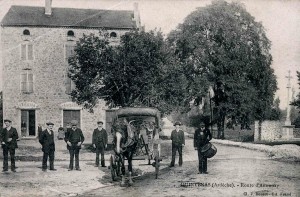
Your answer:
[194,122,212,174]
[64,120,85,171]
[1,119,19,172]
[92,121,108,167]
[39,122,56,172]
[170,121,185,167]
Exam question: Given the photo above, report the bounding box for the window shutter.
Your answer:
[21,44,26,60]
[28,73,33,93]
[21,73,27,92]
[65,76,71,94]
[65,44,75,61]
[28,44,33,60]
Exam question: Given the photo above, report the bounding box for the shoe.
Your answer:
[2,169,8,172]
[42,169,47,172]
[75,168,81,171]
[101,165,106,167]
[169,164,174,167]
[198,172,203,174]
[11,169,16,172]
[203,171,208,174]
[68,168,73,171]
[94,164,99,167]
[50,169,57,171]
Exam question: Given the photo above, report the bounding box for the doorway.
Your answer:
[21,110,36,137]
[63,110,80,128]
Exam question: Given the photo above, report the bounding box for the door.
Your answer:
[63,110,80,128]
[21,110,36,137]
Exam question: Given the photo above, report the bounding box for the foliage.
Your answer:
[264,97,282,121]
[291,71,300,109]
[167,0,277,138]
[0,91,2,128]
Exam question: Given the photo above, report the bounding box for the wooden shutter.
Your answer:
[28,73,33,93]
[21,44,26,60]
[28,44,33,60]
[21,73,27,92]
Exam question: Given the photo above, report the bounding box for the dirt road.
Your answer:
[0,139,299,197]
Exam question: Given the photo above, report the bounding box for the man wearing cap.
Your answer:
[39,122,56,172]
[194,122,212,174]
[1,119,19,172]
[170,121,185,167]
[92,121,108,167]
[64,120,85,171]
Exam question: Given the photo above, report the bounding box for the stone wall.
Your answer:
[1,26,130,140]
[254,120,282,142]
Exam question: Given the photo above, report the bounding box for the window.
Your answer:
[67,30,75,37]
[110,32,117,38]
[21,43,34,60]
[23,29,30,35]
[65,43,75,62]
[21,70,33,93]
[65,73,75,94]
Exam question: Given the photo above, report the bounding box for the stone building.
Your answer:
[0,0,140,139]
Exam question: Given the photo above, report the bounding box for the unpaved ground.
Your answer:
[0,139,299,197]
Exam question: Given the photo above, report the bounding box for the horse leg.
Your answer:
[120,156,126,187]
[128,155,134,185]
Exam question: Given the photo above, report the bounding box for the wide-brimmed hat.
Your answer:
[4,119,12,123]
[173,121,182,126]
[46,122,54,126]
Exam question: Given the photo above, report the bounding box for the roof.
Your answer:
[1,5,137,29]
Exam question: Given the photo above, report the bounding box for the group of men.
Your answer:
[1,118,212,174]
[0,119,108,172]
[170,121,212,174]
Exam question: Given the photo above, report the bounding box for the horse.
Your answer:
[113,119,138,186]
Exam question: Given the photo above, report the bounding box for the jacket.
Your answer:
[64,128,85,149]
[1,127,19,149]
[39,129,55,153]
[171,129,185,146]
[194,128,212,148]
[92,128,108,147]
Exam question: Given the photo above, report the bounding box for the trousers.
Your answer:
[171,144,183,166]
[3,146,16,170]
[197,149,207,173]
[95,146,105,166]
[69,148,80,169]
[42,150,55,170]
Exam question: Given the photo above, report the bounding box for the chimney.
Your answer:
[45,0,52,15]
[133,2,141,29]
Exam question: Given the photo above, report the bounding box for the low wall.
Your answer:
[254,120,282,142]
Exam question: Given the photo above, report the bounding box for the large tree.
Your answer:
[291,71,300,109]
[168,0,277,138]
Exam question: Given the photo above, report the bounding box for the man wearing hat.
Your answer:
[39,122,56,172]
[92,121,108,167]
[170,121,185,167]
[194,122,212,174]
[64,120,85,171]
[1,119,19,172]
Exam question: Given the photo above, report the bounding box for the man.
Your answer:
[194,122,212,174]
[64,120,85,171]
[1,119,19,172]
[92,121,108,167]
[39,122,56,172]
[169,121,185,167]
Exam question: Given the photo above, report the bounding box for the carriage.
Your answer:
[109,107,162,183]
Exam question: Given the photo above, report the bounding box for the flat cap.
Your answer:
[97,121,104,124]
[71,120,78,126]
[4,119,12,123]
[46,122,54,125]
[173,121,182,126]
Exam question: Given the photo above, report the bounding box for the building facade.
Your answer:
[1,0,140,139]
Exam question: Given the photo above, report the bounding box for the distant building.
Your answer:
[1,0,140,139]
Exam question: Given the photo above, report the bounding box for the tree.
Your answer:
[167,0,277,138]
[0,91,2,128]
[291,71,300,109]
[68,30,190,114]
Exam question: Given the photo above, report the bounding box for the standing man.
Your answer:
[169,121,185,167]
[64,120,85,171]
[92,121,108,167]
[1,119,19,172]
[194,122,212,174]
[39,122,56,172]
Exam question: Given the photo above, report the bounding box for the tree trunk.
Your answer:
[217,114,225,139]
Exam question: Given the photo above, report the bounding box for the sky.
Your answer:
[0,0,299,109]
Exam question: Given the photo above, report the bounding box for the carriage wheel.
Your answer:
[110,155,117,181]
